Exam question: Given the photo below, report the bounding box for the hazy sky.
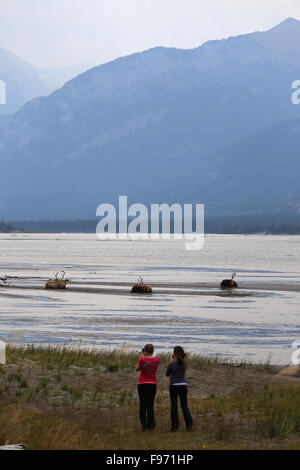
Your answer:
[0,0,300,67]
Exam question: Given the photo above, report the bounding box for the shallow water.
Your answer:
[0,233,299,363]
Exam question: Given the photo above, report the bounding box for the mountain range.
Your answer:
[0,17,300,219]
[0,47,53,116]
[0,48,93,116]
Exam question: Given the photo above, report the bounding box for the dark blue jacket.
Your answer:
[166,361,187,385]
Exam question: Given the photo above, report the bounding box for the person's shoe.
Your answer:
[170,426,178,432]
[141,425,148,432]
[186,424,193,431]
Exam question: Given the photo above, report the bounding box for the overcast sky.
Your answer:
[0,0,299,67]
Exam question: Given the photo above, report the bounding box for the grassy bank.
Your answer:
[0,345,299,450]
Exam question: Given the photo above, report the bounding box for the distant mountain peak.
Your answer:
[251,16,300,67]
[269,16,300,32]
[280,17,299,24]
[0,47,55,115]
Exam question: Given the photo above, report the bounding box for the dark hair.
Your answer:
[173,346,186,367]
[144,344,154,355]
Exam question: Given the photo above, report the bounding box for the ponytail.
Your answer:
[173,346,186,368]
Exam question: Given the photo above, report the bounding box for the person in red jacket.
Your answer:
[136,344,160,431]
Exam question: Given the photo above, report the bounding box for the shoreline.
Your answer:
[0,344,299,450]
[2,342,284,366]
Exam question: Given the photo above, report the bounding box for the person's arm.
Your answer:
[166,362,172,377]
[136,352,144,371]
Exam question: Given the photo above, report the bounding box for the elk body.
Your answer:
[45,271,68,290]
[220,272,238,289]
[45,279,68,290]
[131,276,152,294]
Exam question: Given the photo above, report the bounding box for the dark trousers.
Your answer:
[169,385,193,430]
[138,384,157,429]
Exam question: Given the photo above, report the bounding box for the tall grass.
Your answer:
[6,344,276,372]
[0,344,298,449]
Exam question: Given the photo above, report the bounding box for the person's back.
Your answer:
[138,356,160,384]
[166,360,187,386]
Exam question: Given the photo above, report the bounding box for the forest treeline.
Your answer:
[7,213,300,235]
[0,220,18,233]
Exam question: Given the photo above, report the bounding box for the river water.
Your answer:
[0,233,299,364]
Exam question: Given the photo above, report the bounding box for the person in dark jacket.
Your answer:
[166,345,193,432]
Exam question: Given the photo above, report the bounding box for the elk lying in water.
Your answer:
[220,272,238,289]
[0,275,10,287]
[45,271,68,290]
[131,276,152,294]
